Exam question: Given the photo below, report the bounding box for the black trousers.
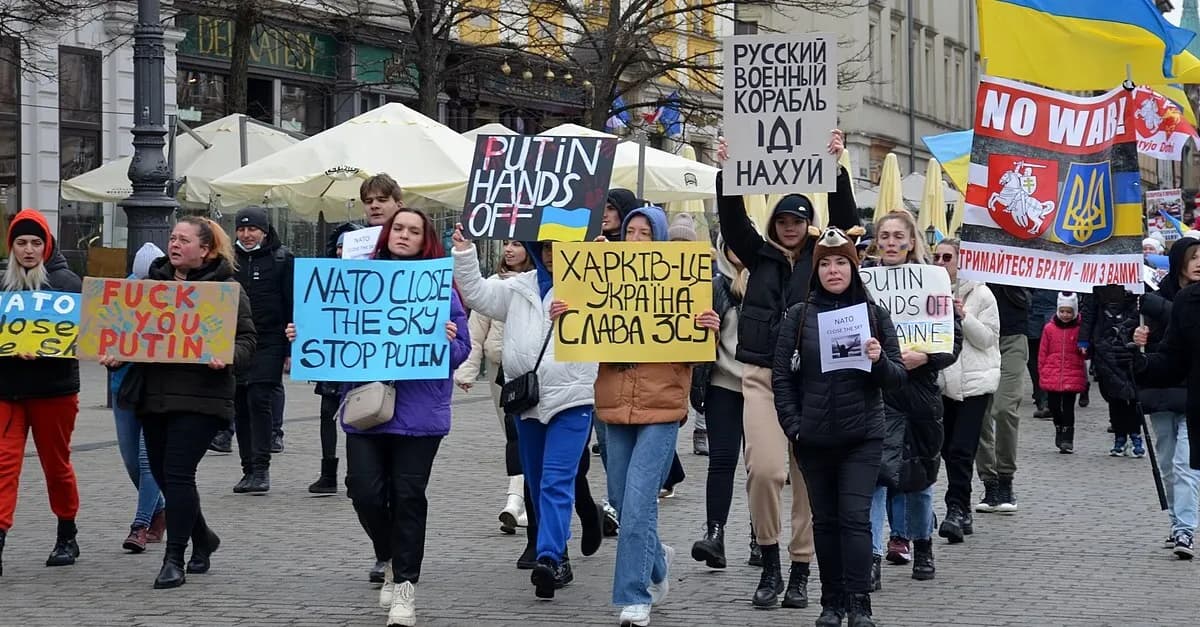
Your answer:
[141,412,224,556]
[941,394,991,510]
[346,433,441,583]
[272,383,285,438]
[1046,392,1077,429]
[797,438,881,598]
[1108,399,1142,436]
[1027,337,1046,405]
[234,383,275,474]
[503,412,522,476]
[704,386,745,524]
[664,452,686,490]
[318,393,340,460]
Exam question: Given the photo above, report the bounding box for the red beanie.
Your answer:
[7,209,55,262]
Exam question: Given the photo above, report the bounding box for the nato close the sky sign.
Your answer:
[722,32,838,195]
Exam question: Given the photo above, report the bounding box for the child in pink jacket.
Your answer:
[1038,293,1088,454]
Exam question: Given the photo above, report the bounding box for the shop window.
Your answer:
[177,70,228,124]
[280,82,328,134]
[58,47,102,274]
[0,38,19,257]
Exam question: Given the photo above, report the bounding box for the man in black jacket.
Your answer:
[715,130,862,610]
[227,206,294,493]
[975,284,1029,515]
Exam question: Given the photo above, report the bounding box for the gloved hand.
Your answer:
[1077,341,1090,358]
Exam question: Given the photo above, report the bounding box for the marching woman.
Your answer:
[555,205,719,626]
[454,239,535,534]
[866,210,960,584]
[288,207,470,627]
[100,217,257,589]
[0,208,83,576]
[931,239,1000,542]
[452,227,599,599]
[773,227,906,627]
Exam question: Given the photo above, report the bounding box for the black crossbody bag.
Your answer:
[499,326,553,415]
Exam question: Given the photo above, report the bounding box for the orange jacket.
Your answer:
[594,362,692,425]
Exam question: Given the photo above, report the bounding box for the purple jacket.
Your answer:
[342,290,471,437]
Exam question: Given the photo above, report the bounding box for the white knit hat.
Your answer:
[1057,291,1078,312]
[1143,237,1165,254]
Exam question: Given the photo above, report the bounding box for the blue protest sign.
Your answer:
[291,257,453,381]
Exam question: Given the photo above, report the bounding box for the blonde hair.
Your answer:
[874,210,929,264]
[178,216,238,271]
[3,251,48,290]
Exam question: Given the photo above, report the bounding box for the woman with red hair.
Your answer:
[0,208,83,576]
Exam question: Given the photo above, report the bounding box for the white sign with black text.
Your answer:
[722,32,838,195]
[341,226,382,260]
[818,302,872,374]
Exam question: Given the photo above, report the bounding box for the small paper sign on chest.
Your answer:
[552,241,714,363]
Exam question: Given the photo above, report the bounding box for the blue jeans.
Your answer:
[515,406,593,563]
[870,484,935,553]
[1150,412,1200,535]
[604,422,677,606]
[113,405,164,528]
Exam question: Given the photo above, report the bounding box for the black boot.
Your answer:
[186,526,220,574]
[961,510,974,535]
[516,541,537,570]
[531,556,559,599]
[996,476,1018,513]
[247,467,270,493]
[976,480,1000,513]
[748,527,762,567]
[815,592,846,627]
[154,550,186,589]
[1059,427,1075,454]
[871,554,882,592]
[580,503,603,557]
[691,521,726,569]
[233,473,252,494]
[1054,425,1064,450]
[847,593,877,627]
[369,559,387,583]
[751,543,784,608]
[0,528,6,577]
[938,505,966,544]
[781,561,809,608]
[45,519,79,567]
[308,458,338,494]
[911,539,935,580]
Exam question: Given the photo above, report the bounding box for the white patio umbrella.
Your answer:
[210,103,476,217]
[462,122,516,141]
[61,114,301,208]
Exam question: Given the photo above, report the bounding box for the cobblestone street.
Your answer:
[2,363,1196,626]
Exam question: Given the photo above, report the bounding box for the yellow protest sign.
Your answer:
[552,241,715,362]
[0,291,81,358]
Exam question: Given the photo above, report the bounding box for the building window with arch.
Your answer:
[0,38,20,257]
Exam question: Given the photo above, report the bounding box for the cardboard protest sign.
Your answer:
[552,241,714,362]
[818,303,871,374]
[0,291,81,358]
[961,75,1143,294]
[722,32,838,195]
[78,278,241,363]
[860,265,954,354]
[290,257,453,381]
[341,226,382,260]
[461,134,617,242]
[1146,188,1184,242]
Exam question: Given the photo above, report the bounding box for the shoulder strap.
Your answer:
[793,300,811,351]
[533,322,554,370]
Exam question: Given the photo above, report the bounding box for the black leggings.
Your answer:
[704,386,745,524]
[319,393,340,460]
[942,394,990,510]
[141,412,224,557]
[504,412,522,476]
[1046,392,1077,429]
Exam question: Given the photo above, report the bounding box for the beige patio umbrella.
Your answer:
[668,144,713,237]
[807,149,856,229]
[210,103,476,217]
[874,153,905,222]
[462,122,516,142]
[62,114,301,208]
[949,195,965,237]
[917,159,942,234]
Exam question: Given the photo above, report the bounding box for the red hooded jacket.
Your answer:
[1038,315,1088,393]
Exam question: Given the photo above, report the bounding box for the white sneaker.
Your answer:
[387,581,416,627]
[648,544,674,605]
[378,562,394,608]
[619,604,651,626]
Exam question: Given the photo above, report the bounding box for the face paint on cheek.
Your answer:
[898,243,909,251]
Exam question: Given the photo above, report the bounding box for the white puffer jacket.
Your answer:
[939,280,1002,401]
[453,246,598,423]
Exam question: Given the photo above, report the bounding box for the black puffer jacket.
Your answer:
[716,169,860,367]
[1136,282,1200,469]
[1080,290,1139,404]
[0,251,82,400]
[133,256,257,421]
[772,281,906,448]
[234,225,294,384]
[865,261,964,492]
[1138,237,1198,414]
[991,284,1031,337]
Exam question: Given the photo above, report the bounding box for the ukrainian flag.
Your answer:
[922,130,972,193]
[980,0,1195,91]
[536,206,591,242]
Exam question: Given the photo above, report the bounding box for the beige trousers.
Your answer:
[742,364,815,563]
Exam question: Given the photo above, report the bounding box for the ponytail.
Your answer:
[179,216,238,271]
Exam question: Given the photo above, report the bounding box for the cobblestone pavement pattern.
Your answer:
[2,364,1197,625]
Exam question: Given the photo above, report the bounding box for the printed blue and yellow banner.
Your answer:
[460,134,617,242]
[0,290,81,358]
[960,75,1144,294]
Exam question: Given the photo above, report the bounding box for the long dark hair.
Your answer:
[372,208,445,261]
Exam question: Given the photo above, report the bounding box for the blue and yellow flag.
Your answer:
[922,130,973,193]
[979,0,1196,92]
[536,207,591,242]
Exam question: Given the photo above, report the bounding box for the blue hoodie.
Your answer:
[620,205,669,242]
[523,242,554,298]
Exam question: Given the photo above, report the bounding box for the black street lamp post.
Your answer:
[120,0,178,273]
